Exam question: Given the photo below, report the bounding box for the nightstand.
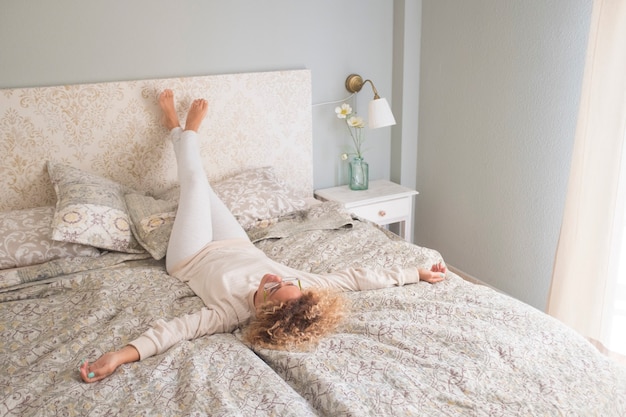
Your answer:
[314,179,419,241]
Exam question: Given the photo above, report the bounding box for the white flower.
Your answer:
[347,116,365,129]
[335,103,352,119]
[335,102,366,159]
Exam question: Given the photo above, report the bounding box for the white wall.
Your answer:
[0,0,397,190]
[417,0,593,309]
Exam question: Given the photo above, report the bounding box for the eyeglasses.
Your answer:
[263,277,302,302]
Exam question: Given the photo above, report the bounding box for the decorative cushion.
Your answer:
[47,162,145,253]
[212,167,307,230]
[0,206,101,270]
[45,165,306,261]
[125,193,177,260]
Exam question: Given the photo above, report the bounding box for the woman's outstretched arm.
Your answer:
[79,345,140,383]
[299,262,447,292]
[418,263,447,283]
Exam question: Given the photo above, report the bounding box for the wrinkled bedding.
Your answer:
[1,202,625,416]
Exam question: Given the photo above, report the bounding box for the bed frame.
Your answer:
[0,70,313,212]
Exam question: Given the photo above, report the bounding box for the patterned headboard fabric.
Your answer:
[0,70,313,212]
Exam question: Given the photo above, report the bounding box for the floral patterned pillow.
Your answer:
[155,167,308,231]
[0,206,101,270]
[125,193,177,260]
[47,162,145,253]
[212,167,307,230]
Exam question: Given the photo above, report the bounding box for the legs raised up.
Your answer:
[159,90,246,273]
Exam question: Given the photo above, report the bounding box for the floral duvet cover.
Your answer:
[1,202,625,416]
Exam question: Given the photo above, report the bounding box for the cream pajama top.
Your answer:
[130,238,420,359]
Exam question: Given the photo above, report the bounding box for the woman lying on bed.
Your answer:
[79,90,446,383]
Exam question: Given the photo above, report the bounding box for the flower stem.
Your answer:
[345,124,363,158]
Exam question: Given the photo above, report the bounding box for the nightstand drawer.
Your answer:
[349,197,412,225]
[314,180,418,241]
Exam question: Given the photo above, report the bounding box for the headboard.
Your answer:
[0,70,313,212]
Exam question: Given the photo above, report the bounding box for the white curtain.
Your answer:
[548,0,626,364]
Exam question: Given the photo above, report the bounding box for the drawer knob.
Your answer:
[378,210,386,217]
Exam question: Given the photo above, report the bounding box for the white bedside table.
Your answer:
[314,179,419,241]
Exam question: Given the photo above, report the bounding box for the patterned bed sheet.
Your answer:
[1,202,625,416]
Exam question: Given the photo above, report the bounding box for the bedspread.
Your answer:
[1,256,318,416]
[1,202,625,416]
[251,204,626,416]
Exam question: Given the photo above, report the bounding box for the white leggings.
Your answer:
[165,127,247,273]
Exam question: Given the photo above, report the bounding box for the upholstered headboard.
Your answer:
[0,70,313,212]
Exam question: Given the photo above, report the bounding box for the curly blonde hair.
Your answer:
[244,288,346,350]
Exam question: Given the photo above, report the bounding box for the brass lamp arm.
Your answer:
[345,74,381,99]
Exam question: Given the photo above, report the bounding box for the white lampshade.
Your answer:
[368,97,396,129]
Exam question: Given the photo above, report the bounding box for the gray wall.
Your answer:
[0,0,595,310]
[417,0,593,309]
[0,0,397,190]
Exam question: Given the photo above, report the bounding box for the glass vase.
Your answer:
[349,157,369,190]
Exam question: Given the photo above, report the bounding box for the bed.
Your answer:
[1,70,625,417]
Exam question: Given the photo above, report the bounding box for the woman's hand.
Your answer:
[418,262,447,284]
[79,345,140,383]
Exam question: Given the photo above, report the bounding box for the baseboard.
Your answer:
[447,264,505,294]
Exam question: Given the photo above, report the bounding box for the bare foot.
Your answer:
[159,89,180,130]
[184,99,208,132]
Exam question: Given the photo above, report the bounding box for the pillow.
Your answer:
[0,206,101,270]
[212,167,307,230]
[125,193,177,260]
[154,186,180,203]
[47,162,145,253]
